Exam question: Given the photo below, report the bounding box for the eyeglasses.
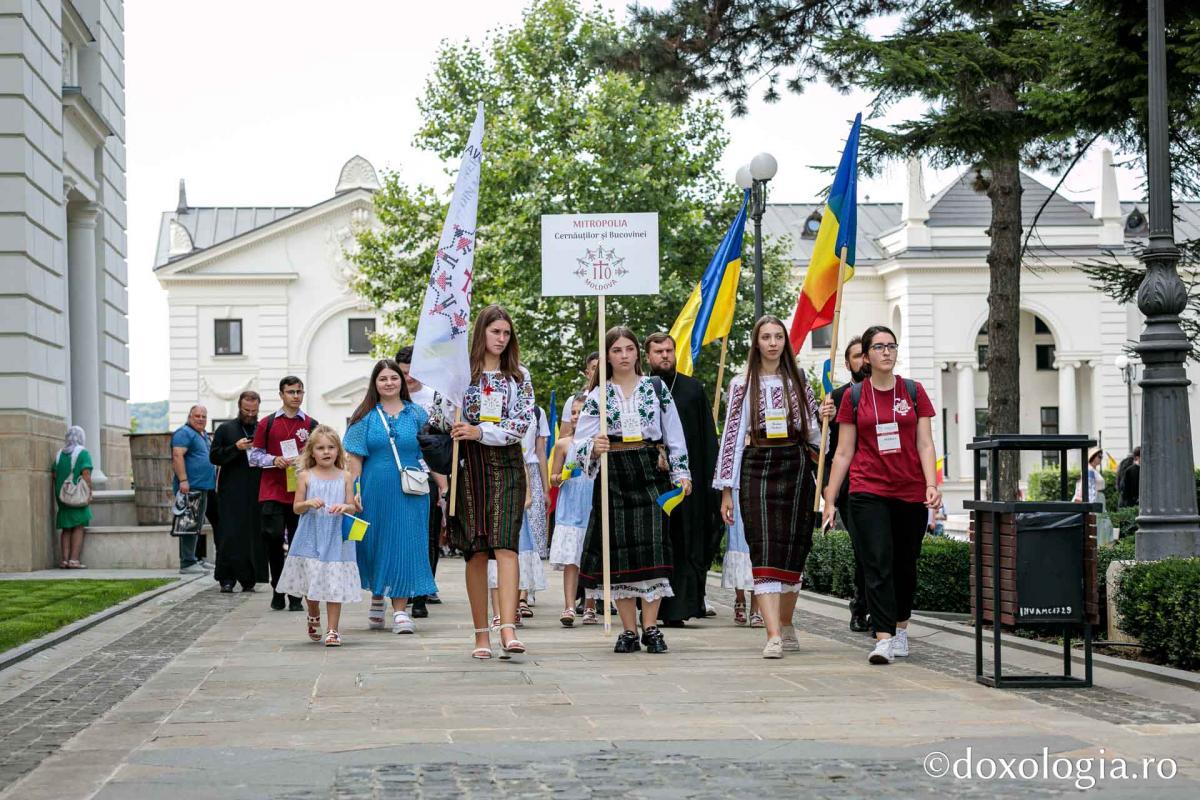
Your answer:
[869,343,899,353]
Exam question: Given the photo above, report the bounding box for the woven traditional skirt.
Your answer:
[579,445,675,599]
[448,440,526,558]
[738,442,816,592]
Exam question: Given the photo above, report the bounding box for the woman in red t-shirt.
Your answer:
[821,325,940,665]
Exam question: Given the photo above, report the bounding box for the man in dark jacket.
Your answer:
[210,391,267,593]
[1117,447,1141,509]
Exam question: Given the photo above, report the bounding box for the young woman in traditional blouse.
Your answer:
[430,305,535,659]
[715,316,822,658]
[573,326,692,654]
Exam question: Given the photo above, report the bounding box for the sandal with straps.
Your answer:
[471,627,493,660]
[324,629,342,647]
[519,600,533,618]
[368,600,386,630]
[497,622,525,659]
[306,614,322,642]
[733,602,748,627]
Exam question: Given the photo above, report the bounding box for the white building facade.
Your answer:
[774,152,1200,513]
[0,0,129,570]
[155,157,386,432]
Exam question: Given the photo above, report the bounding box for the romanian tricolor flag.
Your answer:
[656,485,685,515]
[789,113,862,351]
[935,457,945,486]
[669,190,750,376]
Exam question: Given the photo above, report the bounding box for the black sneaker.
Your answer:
[288,595,304,612]
[614,630,641,653]
[270,592,286,610]
[411,600,429,619]
[240,583,256,593]
[850,613,870,633]
[219,582,234,593]
[641,626,668,654]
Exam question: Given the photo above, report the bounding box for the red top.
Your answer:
[836,376,935,504]
[252,412,317,504]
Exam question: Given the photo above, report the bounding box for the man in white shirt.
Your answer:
[397,345,444,617]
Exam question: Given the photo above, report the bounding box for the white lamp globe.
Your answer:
[1114,354,1129,371]
[750,152,778,181]
[735,165,754,190]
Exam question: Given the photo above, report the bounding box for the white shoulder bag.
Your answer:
[58,449,92,508]
[377,406,430,495]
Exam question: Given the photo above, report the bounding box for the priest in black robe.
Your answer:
[645,332,722,624]
[209,391,267,592]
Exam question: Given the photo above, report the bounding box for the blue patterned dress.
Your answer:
[345,403,438,599]
[276,474,362,603]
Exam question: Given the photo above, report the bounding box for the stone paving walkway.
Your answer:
[1,559,1198,799]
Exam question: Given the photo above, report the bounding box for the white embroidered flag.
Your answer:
[411,103,484,404]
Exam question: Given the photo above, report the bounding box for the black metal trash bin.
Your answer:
[1014,512,1085,625]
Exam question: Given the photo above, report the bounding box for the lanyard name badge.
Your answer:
[479,385,503,423]
[871,383,902,455]
[619,398,643,443]
[764,381,788,439]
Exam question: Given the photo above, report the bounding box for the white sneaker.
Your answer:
[198,560,215,571]
[393,611,415,634]
[868,637,895,665]
[893,629,909,657]
[762,637,784,659]
[704,602,717,618]
[781,625,800,651]
[179,564,204,575]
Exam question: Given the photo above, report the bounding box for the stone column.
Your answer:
[67,203,106,484]
[1057,360,1078,437]
[956,362,975,480]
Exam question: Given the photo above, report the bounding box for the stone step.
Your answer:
[81,524,212,570]
[88,489,138,526]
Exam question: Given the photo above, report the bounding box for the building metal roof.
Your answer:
[924,171,1099,228]
[154,206,304,268]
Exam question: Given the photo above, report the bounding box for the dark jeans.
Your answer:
[837,498,868,619]
[413,492,442,606]
[846,493,927,637]
[261,500,299,597]
[178,492,209,569]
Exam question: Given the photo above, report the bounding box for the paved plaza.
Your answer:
[1,561,1198,799]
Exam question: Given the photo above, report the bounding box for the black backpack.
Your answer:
[849,378,918,420]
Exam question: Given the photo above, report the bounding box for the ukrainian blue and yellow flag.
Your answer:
[546,389,558,458]
[656,485,685,515]
[669,190,750,376]
[789,113,861,351]
[818,358,834,400]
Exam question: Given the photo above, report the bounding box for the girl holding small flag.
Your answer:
[574,327,691,654]
[548,394,596,626]
[276,425,361,647]
[430,305,535,659]
[715,316,821,659]
[345,360,439,636]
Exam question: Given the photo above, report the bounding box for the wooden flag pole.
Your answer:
[449,408,463,516]
[597,295,612,633]
[711,337,729,425]
[813,246,850,512]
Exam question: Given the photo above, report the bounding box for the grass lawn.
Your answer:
[0,579,173,653]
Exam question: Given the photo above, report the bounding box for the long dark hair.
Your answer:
[587,326,643,392]
[349,359,411,426]
[745,315,810,446]
[469,304,522,383]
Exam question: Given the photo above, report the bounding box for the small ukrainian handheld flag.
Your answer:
[656,485,685,516]
[341,513,369,542]
[560,461,583,483]
[819,358,834,400]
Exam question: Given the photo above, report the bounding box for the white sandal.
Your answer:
[497,622,525,659]
[368,600,386,630]
[471,627,493,660]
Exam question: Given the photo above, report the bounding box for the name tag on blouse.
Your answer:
[479,392,502,423]
[876,422,901,455]
[620,411,643,443]
[765,406,788,439]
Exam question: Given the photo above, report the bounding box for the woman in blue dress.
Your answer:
[345,359,439,635]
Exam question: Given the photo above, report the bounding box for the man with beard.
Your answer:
[644,332,721,625]
[820,336,872,632]
[210,391,268,593]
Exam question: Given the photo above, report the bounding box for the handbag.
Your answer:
[377,406,430,495]
[57,450,92,508]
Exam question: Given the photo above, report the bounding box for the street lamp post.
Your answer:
[741,152,777,320]
[1135,0,1200,559]
[1114,354,1136,453]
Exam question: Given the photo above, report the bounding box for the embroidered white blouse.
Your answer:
[429,367,535,447]
[572,376,691,483]
[713,372,821,490]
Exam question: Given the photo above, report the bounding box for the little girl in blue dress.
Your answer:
[276,425,361,646]
[547,396,596,626]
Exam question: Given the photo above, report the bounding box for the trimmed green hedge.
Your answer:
[805,529,971,614]
[1114,557,1200,671]
[1026,468,1118,509]
[1107,507,1139,539]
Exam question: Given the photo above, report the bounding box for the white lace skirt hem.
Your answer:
[548,523,586,569]
[721,551,754,590]
[753,579,801,595]
[585,578,674,602]
[487,553,548,592]
[276,557,363,603]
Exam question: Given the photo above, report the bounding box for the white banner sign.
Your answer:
[541,212,659,296]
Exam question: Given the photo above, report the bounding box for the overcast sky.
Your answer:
[124,0,1146,401]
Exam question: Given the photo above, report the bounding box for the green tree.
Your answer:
[350,0,792,403]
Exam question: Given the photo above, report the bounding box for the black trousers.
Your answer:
[846,493,926,636]
[837,497,868,619]
[261,500,299,597]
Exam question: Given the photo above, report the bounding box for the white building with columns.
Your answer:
[772,151,1200,513]
[0,0,129,570]
[154,157,385,432]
